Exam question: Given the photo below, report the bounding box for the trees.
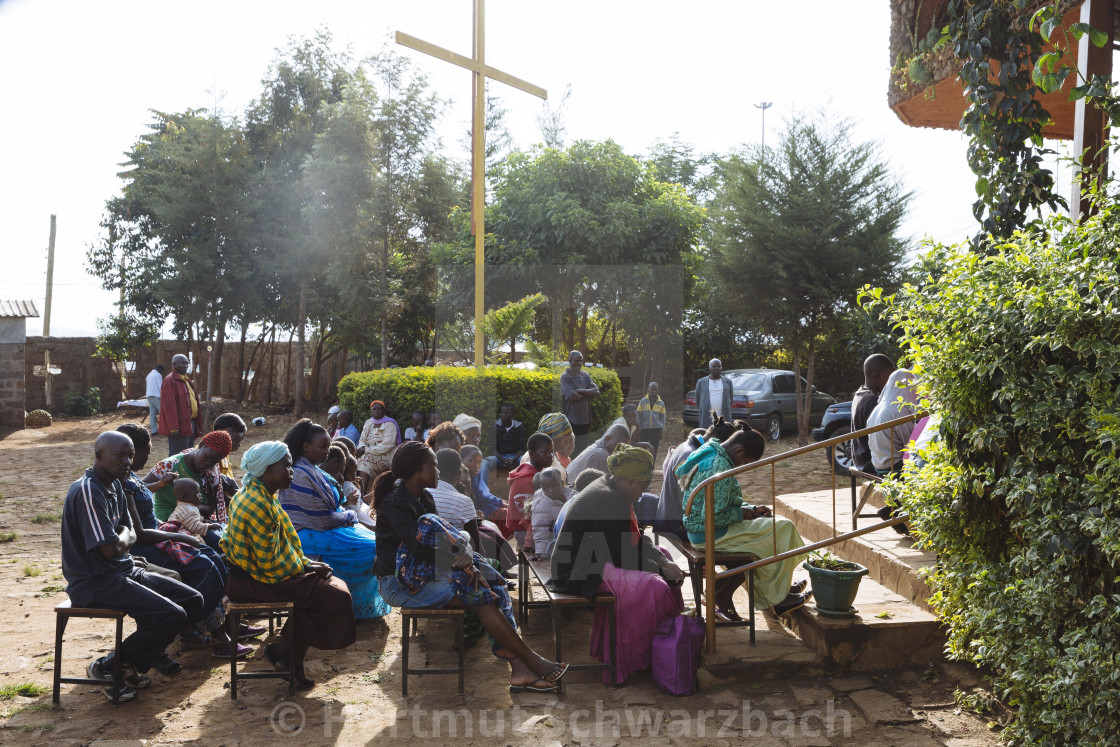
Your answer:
[87,32,462,406]
[87,109,256,393]
[481,140,705,385]
[709,113,910,444]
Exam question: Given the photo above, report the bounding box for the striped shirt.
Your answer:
[61,469,135,604]
[222,476,310,584]
[429,481,478,531]
[279,457,355,532]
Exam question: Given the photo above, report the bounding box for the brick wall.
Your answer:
[0,342,26,427]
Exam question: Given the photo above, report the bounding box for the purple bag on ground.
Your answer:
[651,613,706,695]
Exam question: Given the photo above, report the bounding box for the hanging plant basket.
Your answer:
[803,551,869,617]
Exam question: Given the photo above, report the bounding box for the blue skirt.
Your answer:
[297,525,390,619]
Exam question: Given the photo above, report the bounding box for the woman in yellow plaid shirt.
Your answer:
[222,441,356,690]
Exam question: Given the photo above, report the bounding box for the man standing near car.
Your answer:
[695,358,733,429]
[851,354,896,472]
[561,350,599,457]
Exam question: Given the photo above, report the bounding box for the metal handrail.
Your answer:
[680,411,924,651]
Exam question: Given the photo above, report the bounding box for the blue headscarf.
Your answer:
[240,441,290,483]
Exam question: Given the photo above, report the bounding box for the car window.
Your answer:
[727,373,768,392]
[771,374,795,394]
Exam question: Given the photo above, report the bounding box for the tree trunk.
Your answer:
[235,323,248,401]
[800,336,817,447]
[611,319,618,368]
[295,281,308,417]
[262,328,279,404]
[284,327,295,407]
[578,306,589,355]
[212,316,227,398]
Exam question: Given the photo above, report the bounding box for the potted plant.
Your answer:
[803,551,869,618]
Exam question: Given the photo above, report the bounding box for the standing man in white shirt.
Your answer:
[145,365,165,433]
[695,358,733,429]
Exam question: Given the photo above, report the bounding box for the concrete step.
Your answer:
[780,572,945,670]
[775,488,937,613]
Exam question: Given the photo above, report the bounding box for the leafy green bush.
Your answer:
[337,365,622,453]
[871,210,1120,744]
[63,387,102,416]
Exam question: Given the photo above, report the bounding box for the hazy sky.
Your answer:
[0,0,992,337]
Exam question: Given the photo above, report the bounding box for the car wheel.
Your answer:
[766,413,782,441]
[824,423,853,476]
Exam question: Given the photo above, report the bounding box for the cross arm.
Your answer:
[395,31,547,100]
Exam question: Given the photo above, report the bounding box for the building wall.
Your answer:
[0,341,26,427]
[0,317,28,427]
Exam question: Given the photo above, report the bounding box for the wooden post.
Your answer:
[1071,0,1113,219]
[43,215,56,408]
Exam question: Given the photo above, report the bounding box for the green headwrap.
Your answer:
[538,412,573,438]
[607,443,654,481]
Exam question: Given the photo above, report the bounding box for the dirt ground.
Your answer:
[0,410,1002,746]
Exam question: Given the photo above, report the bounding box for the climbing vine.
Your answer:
[946,0,1064,248]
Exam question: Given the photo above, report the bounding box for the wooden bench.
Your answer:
[53,600,126,705]
[656,533,761,643]
[399,607,465,697]
[517,550,616,689]
[226,601,295,699]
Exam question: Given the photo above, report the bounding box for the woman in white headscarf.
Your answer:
[867,369,921,476]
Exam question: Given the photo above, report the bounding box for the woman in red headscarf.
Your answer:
[144,430,234,552]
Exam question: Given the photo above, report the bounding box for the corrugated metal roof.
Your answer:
[0,300,40,318]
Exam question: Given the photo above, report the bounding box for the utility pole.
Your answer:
[755,101,772,167]
[43,215,56,408]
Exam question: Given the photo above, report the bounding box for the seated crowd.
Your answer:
[59,378,815,701]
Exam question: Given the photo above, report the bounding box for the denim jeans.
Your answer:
[377,574,455,609]
[147,396,160,433]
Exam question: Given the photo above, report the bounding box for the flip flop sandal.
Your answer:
[212,642,253,659]
[510,676,560,694]
[542,662,569,685]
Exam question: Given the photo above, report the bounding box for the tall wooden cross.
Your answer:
[396,0,547,368]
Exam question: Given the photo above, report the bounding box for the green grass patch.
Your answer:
[21,565,41,578]
[0,683,48,699]
[30,512,61,524]
[0,531,17,542]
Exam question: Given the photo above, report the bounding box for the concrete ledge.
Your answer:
[781,575,946,670]
[775,489,937,612]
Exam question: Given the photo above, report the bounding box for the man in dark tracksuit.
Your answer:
[61,431,204,702]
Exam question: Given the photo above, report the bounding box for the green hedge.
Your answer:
[336,366,622,453]
[872,209,1120,745]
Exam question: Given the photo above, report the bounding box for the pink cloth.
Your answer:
[590,551,684,685]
